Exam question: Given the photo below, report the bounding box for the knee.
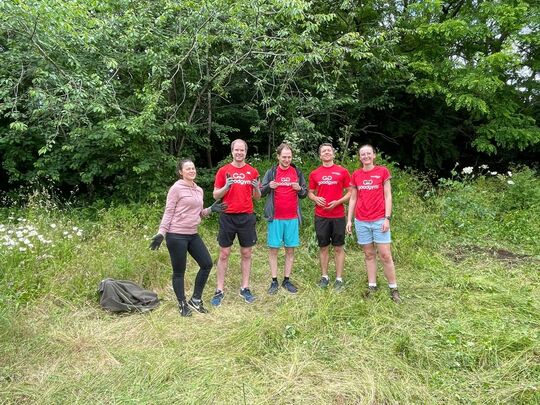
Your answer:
[379,251,393,263]
[240,249,252,260]
[363,251,377,261]
[218,249,230,261]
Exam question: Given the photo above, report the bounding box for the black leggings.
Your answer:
[166,233,213,303]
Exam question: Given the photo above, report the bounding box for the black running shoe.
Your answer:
[188,298,209,314]
[268,280,279,295]
[363,285,378,298]
[179,300,192,317]
[282,280,298,294]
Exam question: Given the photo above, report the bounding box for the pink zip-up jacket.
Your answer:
[158,179,211,236]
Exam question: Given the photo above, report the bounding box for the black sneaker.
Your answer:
[390,288,402,304]
[239,288,256,304]
[179,300,192,317]
[187,298,209,314]
[268,280,279,295]
[318,277,330,288]
[363,285,378,298]
[282,280,298,294]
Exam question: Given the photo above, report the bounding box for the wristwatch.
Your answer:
[385,216,392,220]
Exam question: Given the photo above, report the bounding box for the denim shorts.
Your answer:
[354,218,391,245]
[267,218,300,248]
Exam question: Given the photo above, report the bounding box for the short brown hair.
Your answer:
[318,143,334,154]
[276,143,293,156]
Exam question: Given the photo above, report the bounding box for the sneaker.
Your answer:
[187,298,209,314]
[239,288,256,304]
[179,300,192,317]
[267,280,279,295]
[318,277,330,288]
[282,280,298,294]
[333,279,344,292]
[363,285,378,298]
[390,288,402,304]
[211,290,224,307]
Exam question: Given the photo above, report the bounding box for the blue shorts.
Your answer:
[267,219,300,248]
[355,218,391,245]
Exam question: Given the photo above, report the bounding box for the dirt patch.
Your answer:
[447,245,536,265]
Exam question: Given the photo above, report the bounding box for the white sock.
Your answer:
[322,275,329,280]
[336,277,342,282]
[388,283,397,289]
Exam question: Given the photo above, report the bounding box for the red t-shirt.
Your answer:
[308,164,351,218]
[274,166,299,220]
[350,166,391,221]
[214,163,259,214]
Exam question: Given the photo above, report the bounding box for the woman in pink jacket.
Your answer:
[150,159,225,316]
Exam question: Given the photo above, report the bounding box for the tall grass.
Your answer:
[1,164,539,403]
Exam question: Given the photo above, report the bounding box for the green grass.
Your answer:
[1,166,539,404]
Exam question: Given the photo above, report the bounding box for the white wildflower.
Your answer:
[63,231,69,236]
[507,180,514,185]
[461,167,473,175]
[491,171,498,175]
[507,171,512,177]
[480,164,488,169]
[50,224,57,228]
[19,247,27,252]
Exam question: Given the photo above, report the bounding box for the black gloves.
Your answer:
[210,200,227,213]
[149,234,164,250]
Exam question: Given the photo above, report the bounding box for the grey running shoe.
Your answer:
[211,290,224,307]
[363,285,378,298]
[390,288,402,304]
[268,280,279,295]
[282,280,298,294]
[318,277,330,288]
[333,279,344,292]
[239,288,256,304]
[188,298,209,314]
[179,300,192,317]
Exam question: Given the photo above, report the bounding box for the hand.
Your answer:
[210,200,227,213]
[149,234,164,250]
[251,177,260,189]
[291,182,301,191]
[314,196,326,207]
[346,221,352,234]
[224,173,234,190]
[324,200,339,210]
[381,218,390,232]
[269,180,278,189]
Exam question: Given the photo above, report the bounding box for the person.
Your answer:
[260,143,308,294]
[211,139,261,306]
[308,143,351,290]
[346,144,402,303]
[149,159,226,317]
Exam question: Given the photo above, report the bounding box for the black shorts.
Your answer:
[315,216,345,247]
[218,213,257,248]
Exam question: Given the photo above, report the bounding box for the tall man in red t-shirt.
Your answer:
[211,139,261,306]
[308,143,351,290]
[261,143,308,295]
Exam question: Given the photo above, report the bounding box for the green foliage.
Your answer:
[0,0,538,200]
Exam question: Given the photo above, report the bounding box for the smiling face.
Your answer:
[359,145,376,168]
[231,140,247,164]
[277,147,293,169]
[319,144,335,164]
[179,160,197,181]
